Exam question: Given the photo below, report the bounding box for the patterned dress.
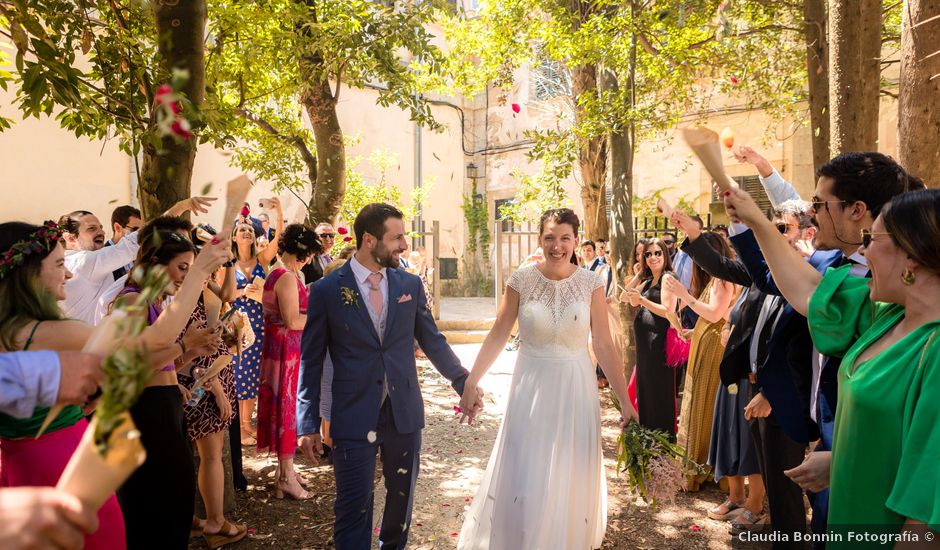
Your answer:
[232,262,266,400]
[256,268,308,456]
[178,297,238,440]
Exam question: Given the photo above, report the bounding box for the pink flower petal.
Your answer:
[729,76,739,85]
[690,524,701,532]
[337,226,349,235]
[511,103,521,113]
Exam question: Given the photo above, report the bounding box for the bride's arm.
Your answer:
[591,288,638,425]
[458,287,520,419]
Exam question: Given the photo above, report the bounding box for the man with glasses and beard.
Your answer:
[731,145,923,547]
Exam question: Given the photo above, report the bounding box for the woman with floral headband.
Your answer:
[0,220,230,550]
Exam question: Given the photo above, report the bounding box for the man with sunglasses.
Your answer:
[730,146,923,547]
[105,205,142,282]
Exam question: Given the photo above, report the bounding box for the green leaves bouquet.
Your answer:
[616,422,703,509]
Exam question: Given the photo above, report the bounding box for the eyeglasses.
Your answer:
[811,196,848,212]
[318,233,335,239]
[860,228,892,248]
[775,223,792,234]
[661,239,675,245]
[644,250,663,258]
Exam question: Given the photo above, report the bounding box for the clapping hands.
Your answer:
[457,385,486,425]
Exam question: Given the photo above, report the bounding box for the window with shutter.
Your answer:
[711,175,773,216]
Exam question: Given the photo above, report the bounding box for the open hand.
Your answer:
[298,434,324,465]
[670,210,701,241]
[795,239,815,258]
[662,273,690,303]
[784,451,831,493]
[165,196,217,217]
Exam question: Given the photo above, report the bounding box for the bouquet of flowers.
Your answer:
[54,266,173,510]
[616,422,703,509]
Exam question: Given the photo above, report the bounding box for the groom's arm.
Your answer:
[413,280,469,396]
[297,281,330,436]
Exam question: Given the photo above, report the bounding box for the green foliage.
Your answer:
[460,191,490,261]
[631,187,702,226]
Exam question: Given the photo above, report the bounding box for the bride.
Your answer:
[457,208,637,549]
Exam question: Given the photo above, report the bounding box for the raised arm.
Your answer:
[734,145,802,207]
[723,188,820,315]
[671,210,753,287]
[665,275,735,324]
[257,198,284,266]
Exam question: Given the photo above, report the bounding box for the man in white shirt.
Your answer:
[62,196,214,325]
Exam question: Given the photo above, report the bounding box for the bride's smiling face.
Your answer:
[539,220,576,265]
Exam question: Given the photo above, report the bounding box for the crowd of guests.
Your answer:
[0,197,417,549]
[605,145,939,548]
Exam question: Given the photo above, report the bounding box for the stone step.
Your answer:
[441,330,490,344]
[437,319,495,331]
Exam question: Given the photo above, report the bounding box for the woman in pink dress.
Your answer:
[257,224,322,499]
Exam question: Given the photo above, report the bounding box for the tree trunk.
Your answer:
[898,0,940,187]
[138,0,207,219]
[828,0,881,155]
[300,79,345,226]
[571,64,609,241]
[804,0,830,168]
[599,62,636,382]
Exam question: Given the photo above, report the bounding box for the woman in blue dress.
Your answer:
[231,198,283,443]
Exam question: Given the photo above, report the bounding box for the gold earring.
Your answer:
[901,268,916,286]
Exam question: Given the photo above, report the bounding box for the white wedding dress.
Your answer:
[458,265,607,550]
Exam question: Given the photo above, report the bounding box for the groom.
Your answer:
[297,203,481,549]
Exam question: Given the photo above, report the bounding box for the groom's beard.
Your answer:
[373,243,401,269]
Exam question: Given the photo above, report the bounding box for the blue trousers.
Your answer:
[332,401,421,549]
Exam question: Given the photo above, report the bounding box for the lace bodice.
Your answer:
[508,265,605,356]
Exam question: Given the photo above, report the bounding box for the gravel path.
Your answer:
[200,344,766,549]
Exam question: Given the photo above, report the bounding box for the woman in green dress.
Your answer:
[723,186,940,547]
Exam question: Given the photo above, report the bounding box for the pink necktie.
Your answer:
[367,272,383,316]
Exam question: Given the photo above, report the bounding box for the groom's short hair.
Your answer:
[354,203,404,248]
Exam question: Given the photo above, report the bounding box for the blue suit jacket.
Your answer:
[731,230,842,444]
[297,261,468,441]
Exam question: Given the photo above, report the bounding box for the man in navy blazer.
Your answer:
[297,203,482,549]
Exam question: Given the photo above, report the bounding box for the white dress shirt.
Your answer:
[63,231,140,325]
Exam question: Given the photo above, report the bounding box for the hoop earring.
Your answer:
[901,268,916,286]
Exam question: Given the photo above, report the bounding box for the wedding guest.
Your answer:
[662,231,740,491]
[106,205,142,281]
[0,486,99,550]
[177,258,246,547]
[114,222,231,549]
[257,224,322,499]
[672,216,765,526]
[732,147,921,542]
[0,219,225,550]
[318,259,347,458]
[581,241,600,270]
[258,213,275,241]
[620,238,677,434]
[60,197,213,325]
[231,197,283,444]
[301,222,336,285]
[726,186,940,546]
[0,351,102,418]
[595,239,608,264]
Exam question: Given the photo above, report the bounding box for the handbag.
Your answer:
[665,327,691,367]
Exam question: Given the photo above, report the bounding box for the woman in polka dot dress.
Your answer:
[231,198,283,443]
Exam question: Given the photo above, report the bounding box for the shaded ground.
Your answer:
[192,344,770,549]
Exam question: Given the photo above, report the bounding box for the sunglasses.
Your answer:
[318,233,335,239]
[775,223,792,234]
[860,228,892,248]
[811,196,848,212]
[644,250,664,258]
[661,239,675,245]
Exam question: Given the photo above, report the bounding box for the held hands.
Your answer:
[457,385,486,425]
[722,187,764,227]
[784,451,831,493]
[298,434,325,465]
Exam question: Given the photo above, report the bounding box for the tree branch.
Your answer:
[235,107,317,181]
[880,89,898,99]
[687,24,803,50]
[636,33,660,56]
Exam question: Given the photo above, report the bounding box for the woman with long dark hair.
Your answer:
[620,238,678,434]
